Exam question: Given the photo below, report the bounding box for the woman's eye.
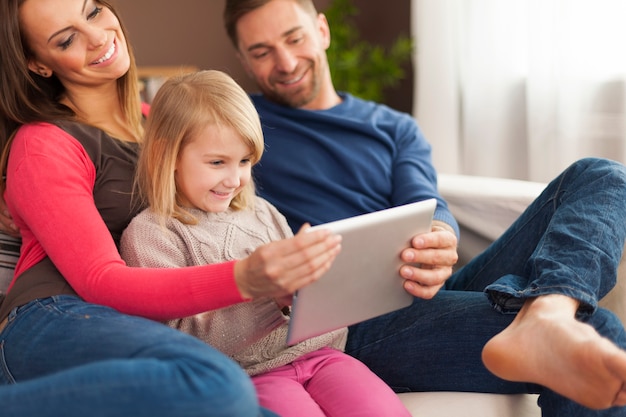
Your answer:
[56,6,102,50]
[88,6,103,20]
[59,34,76,50]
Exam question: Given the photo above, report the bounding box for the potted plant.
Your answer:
[324,0,414,103]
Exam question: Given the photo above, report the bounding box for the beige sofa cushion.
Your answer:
[399,392,540,417]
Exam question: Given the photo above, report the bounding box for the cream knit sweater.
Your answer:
[120,196,347,376]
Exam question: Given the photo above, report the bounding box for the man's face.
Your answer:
[235,0,331,109]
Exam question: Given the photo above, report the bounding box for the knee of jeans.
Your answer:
[178,354,259,411]
[609,161,626,189]
[211,364,260,415]
[581,157,626,186]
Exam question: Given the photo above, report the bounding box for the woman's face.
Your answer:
[19,0,130,89]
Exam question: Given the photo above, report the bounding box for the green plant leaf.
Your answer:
[324,0,414,103]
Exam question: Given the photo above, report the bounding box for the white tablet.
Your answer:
[286,199,437,345]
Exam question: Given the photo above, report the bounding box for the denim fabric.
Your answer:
[452,157,626,313]
[0,295,278,417]
[346,158,626,416]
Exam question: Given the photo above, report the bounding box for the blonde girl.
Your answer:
[121,70,411,417]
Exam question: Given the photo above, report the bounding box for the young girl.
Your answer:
[120,70,411,417]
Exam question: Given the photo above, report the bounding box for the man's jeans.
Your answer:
[0,295,278,417]
[346,157,626,416]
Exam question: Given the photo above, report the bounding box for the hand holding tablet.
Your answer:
[286,199,437,345]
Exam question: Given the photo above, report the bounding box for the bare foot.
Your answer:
[482,294,626,409]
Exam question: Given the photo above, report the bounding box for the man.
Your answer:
[223,0,626,414]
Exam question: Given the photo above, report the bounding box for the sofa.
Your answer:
[1,174,624,416]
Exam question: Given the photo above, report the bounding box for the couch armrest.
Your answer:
[438,173,546,265]
[438,173,547,242]
[0,233,20,294]
[438,173,625,324]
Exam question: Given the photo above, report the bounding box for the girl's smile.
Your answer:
[175,123,253,213]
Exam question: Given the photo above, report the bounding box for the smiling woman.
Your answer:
[1,0,142,145]
[22,2,128,76]
[0,1,341,416]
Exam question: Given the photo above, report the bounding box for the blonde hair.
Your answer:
[138,70,264,225]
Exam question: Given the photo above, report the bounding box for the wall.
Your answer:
[112,0,413,113]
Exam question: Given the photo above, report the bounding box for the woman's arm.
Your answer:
[8,124,341,320]
[8,124,242,320]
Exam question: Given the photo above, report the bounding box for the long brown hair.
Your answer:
[0,0,143,187]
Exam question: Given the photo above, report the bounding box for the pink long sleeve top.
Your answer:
[3,120,245,321]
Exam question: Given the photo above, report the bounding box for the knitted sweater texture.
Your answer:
[121,197,347,376]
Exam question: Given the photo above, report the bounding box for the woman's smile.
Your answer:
[91,40,116,65]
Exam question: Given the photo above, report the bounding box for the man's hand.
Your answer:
[399,220,458,299]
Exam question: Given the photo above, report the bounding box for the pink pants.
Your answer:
[252,347,411,417]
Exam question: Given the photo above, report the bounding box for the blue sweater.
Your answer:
[252,93,460,238]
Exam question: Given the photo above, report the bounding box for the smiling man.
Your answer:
[223,0,626,415]
[229,0,338,110]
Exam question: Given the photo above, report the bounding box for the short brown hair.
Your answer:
[223,0,318,48]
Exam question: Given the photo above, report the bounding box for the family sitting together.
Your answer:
[1,0,626,416]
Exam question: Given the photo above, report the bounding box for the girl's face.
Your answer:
[19,0,130,91]
[175,124,253,213]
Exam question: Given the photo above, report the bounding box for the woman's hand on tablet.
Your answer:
[233,224,342,300]
[400,221,458,299]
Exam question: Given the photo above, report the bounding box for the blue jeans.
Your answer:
[346,158,626,416]
[0,295,279,417]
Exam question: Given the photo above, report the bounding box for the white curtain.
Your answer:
[412,0,626,182]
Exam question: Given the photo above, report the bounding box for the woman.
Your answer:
[0,1,341,416]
